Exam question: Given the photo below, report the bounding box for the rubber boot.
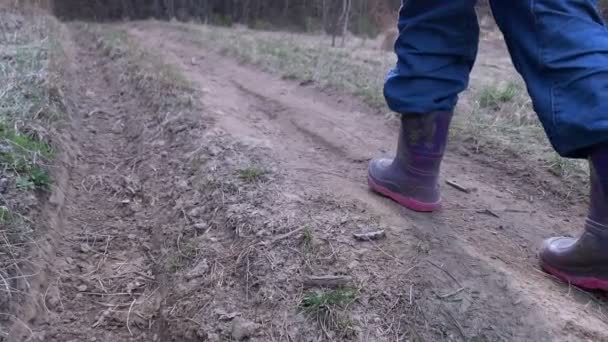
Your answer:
[540,147,608,291]
[368,112,453,212]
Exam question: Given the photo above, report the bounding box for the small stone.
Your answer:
[177,180,189,190]
[79,243,91,253]
[75,293,83,300]
[77,284,88,292]
[65,257,74,264]
[47,295,60,309]
[193,222,208,231]
[127,234,137,240]
[186,259,209,280]
[208,145,221,156]
[231,317,258,341]
[188,207,202,218]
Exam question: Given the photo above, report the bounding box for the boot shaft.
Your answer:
[589,146,608,225]
[395,112,453,173]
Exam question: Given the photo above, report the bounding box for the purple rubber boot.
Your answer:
[540,146,608,291]
[368,112,453,212]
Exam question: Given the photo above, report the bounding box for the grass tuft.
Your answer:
[238,166,268,183]
[301,288,357,311]
[0,206,11,223]
[0,123,53,190]
[478,82,519,109]
[301,288,359,337]
[302,225,314,248]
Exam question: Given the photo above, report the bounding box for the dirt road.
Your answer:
[12,22,608,341]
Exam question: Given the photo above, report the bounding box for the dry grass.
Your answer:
[456,81,588,182]
[0,5,66,331]
[165,21,393,109]
[86,24,194,112]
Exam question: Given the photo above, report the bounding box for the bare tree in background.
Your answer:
[341,0,351,46]
[164,0,174,18]
[51,0,404,38]
[331,0,352,47]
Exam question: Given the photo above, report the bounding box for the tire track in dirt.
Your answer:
[8,23,217,341]
[36,26,161,341]
[129,22,608,341]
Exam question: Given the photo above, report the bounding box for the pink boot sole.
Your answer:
[541,262,608,291]
[368,176,441,213]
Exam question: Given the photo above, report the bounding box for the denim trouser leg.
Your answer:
[385,0,608,157]
[383,1,479,115]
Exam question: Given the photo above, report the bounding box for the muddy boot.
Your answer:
[540,147,608,290]
[368,112,453,212]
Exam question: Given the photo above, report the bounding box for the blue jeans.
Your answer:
[384,0,608,158]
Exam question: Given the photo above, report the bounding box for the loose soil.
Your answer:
[6,21,608,341]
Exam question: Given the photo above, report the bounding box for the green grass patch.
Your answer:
[167,239,199,273]
[0,206,11,223]
[302,225,314,248]
[0,123,53,190]
[478,82,519,109]
[301,288,359,337]
[238,166,268,183]
[301,288,357,312]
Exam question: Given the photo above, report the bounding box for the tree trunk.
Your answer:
[341,0,351,47]
[322,0,328,33]
[283,0,289,17]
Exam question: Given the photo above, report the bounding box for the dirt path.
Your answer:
[12,21,608,341]
[126,22,608,341]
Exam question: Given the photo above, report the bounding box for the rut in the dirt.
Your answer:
[10,24,214,341]
[22,26,162,341]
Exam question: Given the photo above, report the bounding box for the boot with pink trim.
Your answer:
[540,146,608,291]
[368,112,453,212]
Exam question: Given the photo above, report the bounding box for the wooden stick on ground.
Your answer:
[353,230,386,241]
[446,179,471,194]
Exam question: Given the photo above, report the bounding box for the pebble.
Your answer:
[177,180,189,189]
[194,222,208,231]
[79,243,91,253]
[188,207,202,218]
[231,317,258,341]
[185,259,209,280]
